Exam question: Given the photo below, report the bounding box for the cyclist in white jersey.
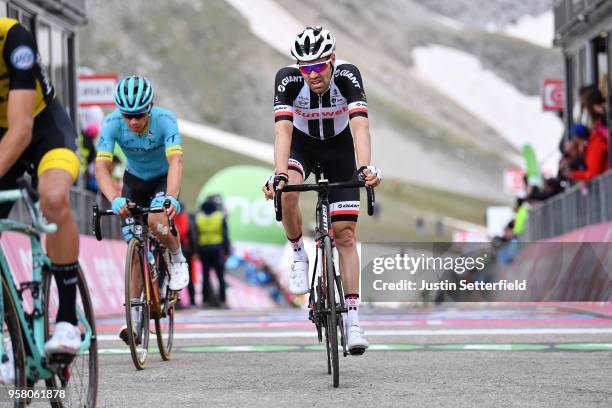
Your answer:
[263,26,382,354]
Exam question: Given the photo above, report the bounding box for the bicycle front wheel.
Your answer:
[125,239,150,370]
[154,249,174,360]
[323,236,339,388]
[43,266,99,407]
[1,275,27,407]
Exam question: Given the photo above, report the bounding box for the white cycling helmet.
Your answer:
[290,26,336,62]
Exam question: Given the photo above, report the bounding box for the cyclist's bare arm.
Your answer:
[95,159,122,204]
[350,116,371,170]
[274,120,293,176]
[163,154,183,219]
[264,120,293,200]
[0,90,36,176]
[350,116,379,187]
[166,154,182,198]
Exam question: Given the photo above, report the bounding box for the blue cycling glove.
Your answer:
[150,195,181,213]
[111,197,128,214]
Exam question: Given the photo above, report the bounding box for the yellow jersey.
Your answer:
[0,18,54,128]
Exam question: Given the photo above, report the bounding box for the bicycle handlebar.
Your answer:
[92,199,178,241]
[274,180,375,222]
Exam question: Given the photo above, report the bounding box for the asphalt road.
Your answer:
[90,305,612,407]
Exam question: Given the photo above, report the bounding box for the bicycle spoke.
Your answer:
[43,268,98,407]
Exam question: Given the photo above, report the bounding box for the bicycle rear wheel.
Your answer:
[125,239,150,370]
[43,266,99,407]
[1,276,27,407]
[323,236,339,388]
[154,249,174,360]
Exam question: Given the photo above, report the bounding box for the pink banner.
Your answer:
[497,222,612,316]
[1,233,275,317]
[544,221,612,243]
[177,258,276,310]
[1,232,126,317]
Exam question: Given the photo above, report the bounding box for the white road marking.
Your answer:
[97,327,612,342]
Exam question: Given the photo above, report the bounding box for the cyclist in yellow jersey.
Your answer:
[0,18,83,369]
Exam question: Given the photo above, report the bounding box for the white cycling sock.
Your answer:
[170,245,186,263]
[288,234,308,262]
[346,295,360,327]
[131,307,140,327]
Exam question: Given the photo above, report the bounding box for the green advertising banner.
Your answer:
[196,165,286,245]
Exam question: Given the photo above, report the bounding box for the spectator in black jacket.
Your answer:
[195,196,231,308]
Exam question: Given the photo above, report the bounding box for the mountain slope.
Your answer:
[80,0,286,138]
[79,0,561,200]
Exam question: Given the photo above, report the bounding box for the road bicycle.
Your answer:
[0,177,98,406]
[92,200,178,370]
[274,165,375,387]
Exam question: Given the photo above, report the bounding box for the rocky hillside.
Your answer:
[80,0,561,200]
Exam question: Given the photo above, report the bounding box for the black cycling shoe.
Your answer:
[118,326,141,346]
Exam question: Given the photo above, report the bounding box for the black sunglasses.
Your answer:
[121,111,148,120]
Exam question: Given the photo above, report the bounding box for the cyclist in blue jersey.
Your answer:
[94,76,189,344]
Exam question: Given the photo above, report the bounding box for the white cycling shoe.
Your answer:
[44,322,81,356]
[169,261,189,290]
[0,338,14,385]
[347,324,369,355]
[288,259,309,295]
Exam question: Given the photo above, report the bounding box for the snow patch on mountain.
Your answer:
[498,11,554,48]
[224,0,303,56]
[412,45,562,172]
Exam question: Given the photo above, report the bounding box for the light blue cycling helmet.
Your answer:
[114,75,154,113]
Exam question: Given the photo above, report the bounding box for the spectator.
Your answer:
[528,178,563,202]
[558,123,588,186]
[513,198,528,236]
[79,123,100,192]
[565,89,609,181]
[78,105,105,192]
[79,105,105,134]
[497,221,519,265]
[195,195,231,308]
[577,84,600,126]
[174,202,196,308]
[570,123,589,142]
[556,110,567,154]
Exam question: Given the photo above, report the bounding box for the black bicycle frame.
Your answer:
[274,165,375,309]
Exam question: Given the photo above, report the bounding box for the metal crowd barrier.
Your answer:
[7,186,122,240]
[525,169,612,241]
